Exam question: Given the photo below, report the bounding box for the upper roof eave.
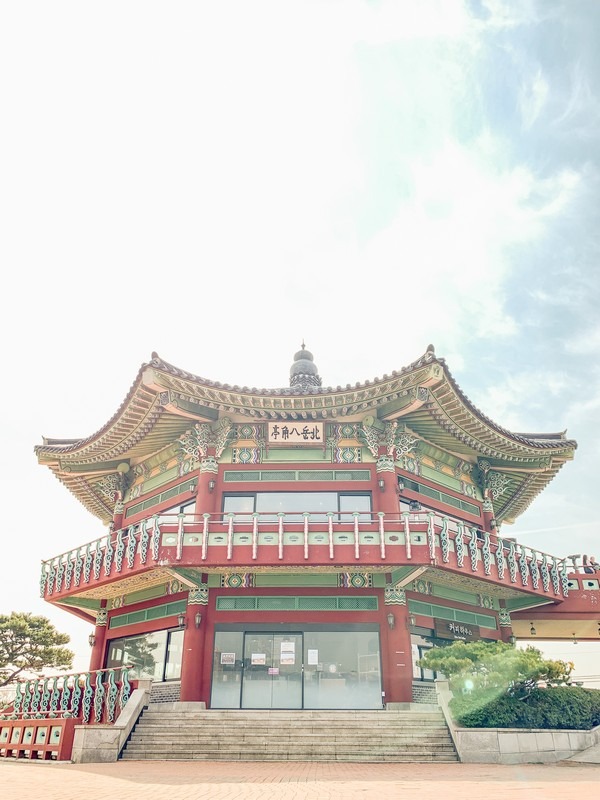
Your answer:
[34,349,577,466]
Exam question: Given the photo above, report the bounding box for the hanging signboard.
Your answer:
[268,422,323,444]
[434,619,481,642]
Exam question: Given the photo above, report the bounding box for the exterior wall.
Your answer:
[47,440,565,712]
[412,681,438,704]
[454,726,600,764]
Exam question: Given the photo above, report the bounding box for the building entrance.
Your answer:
[241,632,303,708]
[210,626,383,710]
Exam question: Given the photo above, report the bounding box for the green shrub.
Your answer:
[452,686,600,729]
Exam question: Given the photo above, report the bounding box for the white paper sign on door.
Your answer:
[280,640,296,665]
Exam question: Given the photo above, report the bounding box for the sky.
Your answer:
[1,1,599,683]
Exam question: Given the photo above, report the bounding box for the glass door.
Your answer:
[241,632,303,708]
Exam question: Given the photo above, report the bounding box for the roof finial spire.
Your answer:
[290,342,322,391]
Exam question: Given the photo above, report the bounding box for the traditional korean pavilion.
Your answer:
[35,345,597,710]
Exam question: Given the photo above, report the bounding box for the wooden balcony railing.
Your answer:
[0,667,135,760]
[40,510,572,600]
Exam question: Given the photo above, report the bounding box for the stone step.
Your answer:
[140,714,446,725]
[123,739,456,750]
[129,730,452,740]
[144,708,443,716]
[137,719,447,729]
[121,751,458,762]
[119,746,455,761]
[121,707,458,762]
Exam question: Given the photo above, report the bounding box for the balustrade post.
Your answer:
[327,512,335,559]
[252,512,259,560]
[402,512,411,559]
[353,512,360,559]
[278,512,285,560]
[227,513,234,560]
[201,513,210,560]
[303,512,310,560]
[176,513,185,560]
[378,512,386,559]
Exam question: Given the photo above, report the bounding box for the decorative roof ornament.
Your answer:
[289,341,322,391]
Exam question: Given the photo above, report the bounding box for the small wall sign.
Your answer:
[434,619,481,641]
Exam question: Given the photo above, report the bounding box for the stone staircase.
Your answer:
[120,704,458,762]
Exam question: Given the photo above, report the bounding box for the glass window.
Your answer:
[156,500,196,526]
[211,631,244,708]
[303,631,382,709]
[339,494,371,522]
[106,629,183,682]
[164,629,184,681]
[223,492,372,523]
[411,634,442,682]
[222,495,254,522]
[255,492,337,522]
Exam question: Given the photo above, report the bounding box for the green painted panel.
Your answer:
[264,448,329,462]
[143,466,182,492]
[505,597,554,612]
[402,478,481,513]
[125,478,196,518]
[109,599,187,629]
[255,573,339,587]
[122,584,168,606]
[420,465,463,493]
[170,567,205,587]
[431,584,494,608]
[390,566,422,584]
[57,597,101,612]
[216,595,378,611]
[408,599,497,630]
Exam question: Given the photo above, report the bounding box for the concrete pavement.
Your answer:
[1,760,600,800]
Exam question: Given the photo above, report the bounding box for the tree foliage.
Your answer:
[419,640,574,722]
[419,639,572,699]
[0,612,74,687]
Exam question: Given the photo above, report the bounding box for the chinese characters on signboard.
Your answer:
[433,619,481,641]
[268,422,323,444]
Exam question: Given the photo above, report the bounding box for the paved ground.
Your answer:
[1,760,599,800]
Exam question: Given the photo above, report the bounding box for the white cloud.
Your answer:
[565,325,600,355]
[469,370,571,431]
[519,67,550,130]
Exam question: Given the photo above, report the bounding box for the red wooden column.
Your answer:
[179,586,209,702]
[194,447,219,516]
[498,604,515,644]
[482,491,497,533]
[89,602,108,672]
[375,452,401,517]
[382,592,413,705]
